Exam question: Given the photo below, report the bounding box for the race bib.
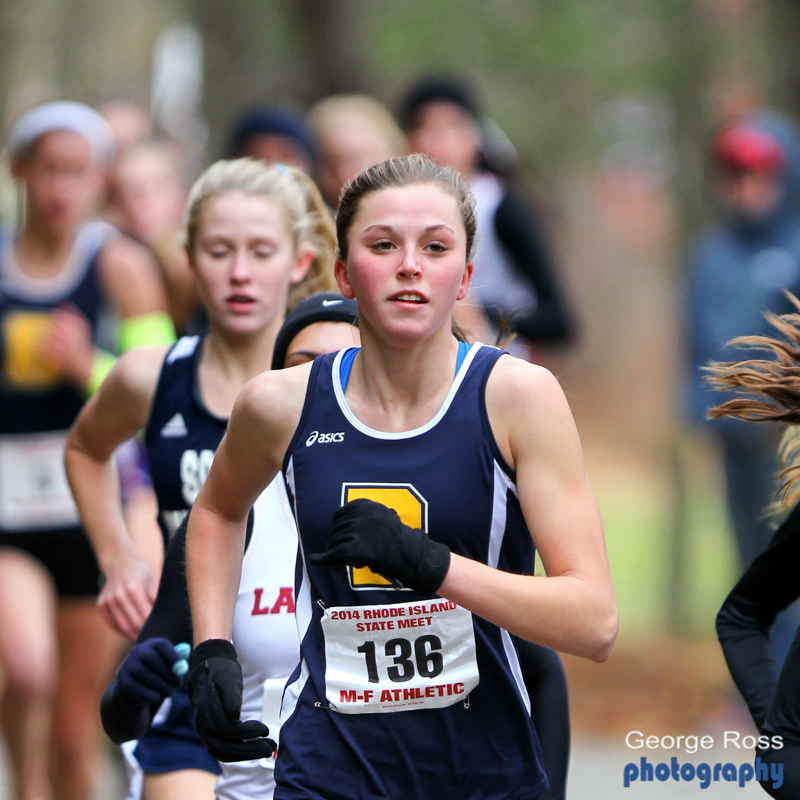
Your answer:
[2,311,60,389]
[321,598,479,714]
[0,431,80,530]
[259,678,286,769]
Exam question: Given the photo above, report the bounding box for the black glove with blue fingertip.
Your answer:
[115,638,185,709]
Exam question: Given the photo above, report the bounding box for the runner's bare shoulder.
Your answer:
[233,360,314,457]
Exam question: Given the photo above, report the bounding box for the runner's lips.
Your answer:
[226,294,257,305]
[389,291,428,304]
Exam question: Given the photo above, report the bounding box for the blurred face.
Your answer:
[113,147,186,241]
[13,131,102,236]
[718,167,783,221]
[406,102,481,175]
[318,120,401,207]
[238,134,313,175]
[284,320,360,368]
[191,190,312,337]
[335,183,472,346]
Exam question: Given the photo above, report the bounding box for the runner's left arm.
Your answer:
[438,357,617,661]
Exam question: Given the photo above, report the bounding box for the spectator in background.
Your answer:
[308,94,406,208]
[226,106,317,175]
[399,75,575,350]
[688,111,800,662]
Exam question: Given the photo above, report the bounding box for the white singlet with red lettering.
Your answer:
[219,477,300,800]
[321,599,479,713]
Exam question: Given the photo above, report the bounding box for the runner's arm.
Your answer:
[438,357,617,661]
[65,347,168,638]
[99,234,172,321]
[186,366,309,644]
[716,504,800,731]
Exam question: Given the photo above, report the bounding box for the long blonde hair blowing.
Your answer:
[182,159,336,309]
[706,291,800,507]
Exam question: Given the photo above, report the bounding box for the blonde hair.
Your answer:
[706,291,800,509]
[309,94,406,160]
[182,158,336,308]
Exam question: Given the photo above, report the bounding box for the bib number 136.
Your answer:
[321,599,480,714]
[357,634,444,683]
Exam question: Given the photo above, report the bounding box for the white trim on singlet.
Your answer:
[0,220,118,300]
[331,342,484,441]
[280,456,312,726]
[487,459,531,715]
[166,335,200,364]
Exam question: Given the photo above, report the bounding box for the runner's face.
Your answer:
[191,191,311,337]
[113,147,186,241]
[15,131,101,237]
[284,321,360,368]
[336,184,472,346]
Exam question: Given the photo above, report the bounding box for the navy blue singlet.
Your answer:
[144,335,228,546]
[0,222,110,437]
[277,342,548,800]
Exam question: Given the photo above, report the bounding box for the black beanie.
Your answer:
[272,292,358,370]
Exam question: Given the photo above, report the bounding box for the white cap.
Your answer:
[7,101,116,164]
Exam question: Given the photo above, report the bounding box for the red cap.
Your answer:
[713,124,786,173]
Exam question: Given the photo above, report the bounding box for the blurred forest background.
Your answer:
[2,0,798,742]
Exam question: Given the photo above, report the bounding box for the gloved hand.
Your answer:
[115,638,182,708]
[187,639,276,762]
[308,498,451,595]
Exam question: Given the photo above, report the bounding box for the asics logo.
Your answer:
[305,430,345,446]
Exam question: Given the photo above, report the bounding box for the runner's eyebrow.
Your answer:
[362,224,456,235]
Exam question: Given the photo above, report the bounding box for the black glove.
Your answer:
[116,638,181,708]
[187,639,276,762]
[308,498,451,595]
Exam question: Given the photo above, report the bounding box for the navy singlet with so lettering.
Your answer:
[277,341,548,800]
[145,335,227,546]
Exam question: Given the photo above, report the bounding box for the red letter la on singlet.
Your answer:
[252,587,296,615]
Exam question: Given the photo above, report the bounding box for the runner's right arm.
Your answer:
[101,521,193,743]
[186,365,309,644]
[65,346,169,638]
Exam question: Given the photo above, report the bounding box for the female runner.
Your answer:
[706,296,800,798]
[100,294,568,799]
[0,101,174,800]
[65,159,336,799]
[185,154,617,800]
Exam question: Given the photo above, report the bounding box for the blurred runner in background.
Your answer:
[399,75,575,353]
[66,159,336,800]
[687,110,800,664]
[226,107,317,176]
[106,139,198,336]
[308,94,406,209]
[0,101,175,800]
